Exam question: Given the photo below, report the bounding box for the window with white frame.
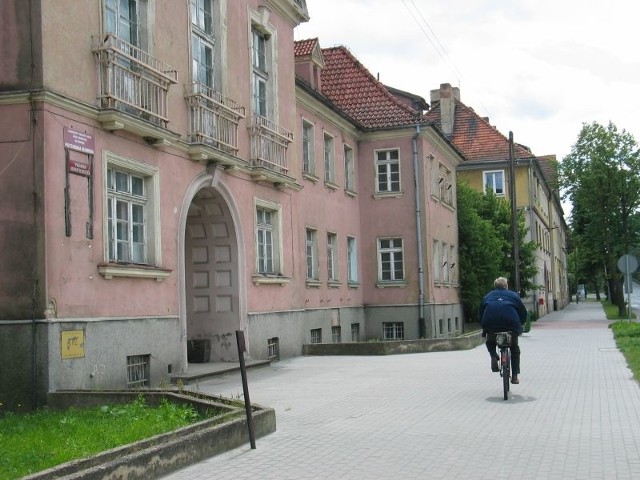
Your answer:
[105,153,159,266]
[347,236,358,283]
[306,228,318,280]
[255,201,282,275]
[383,322,404,340]
[327,232,338,282]
[433,240,441,283]
[251,28,269,117]
[190,0,215,88]
[344,144,355,192]
[324,133,335,183]
[438,163,454,206]
[376,149,400,193]
[378,238,404,281]
[483,170,504,196]
[442,241,449,283]
[104,0,146,48]
[302,120,314,175]
[449,245,456,284]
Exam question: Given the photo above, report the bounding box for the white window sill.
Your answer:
[98,264,172,281]
[252,274,291,286]
[373,191,404,199]
[327,280,342,289]
[324,181,339,191]
[376,280,407,288]
[306,279,322,289]
[347,281,360,289]
[303,172,319,183]
[344,189,357,198]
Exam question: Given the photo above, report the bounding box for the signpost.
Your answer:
[617,254,638,319]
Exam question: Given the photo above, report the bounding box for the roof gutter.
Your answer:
[413,125,426,337]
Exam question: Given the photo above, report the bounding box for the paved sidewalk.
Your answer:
[162,301,640,479]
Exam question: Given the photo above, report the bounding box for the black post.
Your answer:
[235,330,256,449]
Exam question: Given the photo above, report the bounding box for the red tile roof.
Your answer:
[294,38,318,57]
[294,41,424,129]
[424,101,533,162]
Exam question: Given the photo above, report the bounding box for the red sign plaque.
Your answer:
[64,127,95,155]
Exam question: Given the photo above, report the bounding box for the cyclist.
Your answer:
[480,277,527,384]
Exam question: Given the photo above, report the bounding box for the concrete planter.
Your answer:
[24,390,275,480]
[302,331,484,356]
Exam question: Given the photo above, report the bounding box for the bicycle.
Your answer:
[495,331,512,400]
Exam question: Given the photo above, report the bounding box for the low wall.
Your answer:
[303,330,484,355]
[24,390,276,480]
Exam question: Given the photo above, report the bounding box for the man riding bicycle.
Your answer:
[480,277,527,384]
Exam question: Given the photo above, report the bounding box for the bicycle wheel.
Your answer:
[501,347,510,400]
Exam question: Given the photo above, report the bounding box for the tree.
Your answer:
[457,182,537,322]
[560,121,640,315]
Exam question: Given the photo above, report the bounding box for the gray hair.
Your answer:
[494,277,508,289]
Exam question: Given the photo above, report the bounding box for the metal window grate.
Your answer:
[310,328,322,344]
[383,322,404,341]
[127,354,150,388]
[351,323,360,342]
[267,337,279,361]
[331,326,341,343]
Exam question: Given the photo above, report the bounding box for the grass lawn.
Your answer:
[603,300,640,381]
[0,395,210,479]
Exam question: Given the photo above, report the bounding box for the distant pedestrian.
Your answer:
[480,277,527,384]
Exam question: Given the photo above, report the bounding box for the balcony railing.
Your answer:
[248,116,294,175]
[92,34,178,128]
[185,83,245,155]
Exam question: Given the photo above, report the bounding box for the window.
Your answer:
[376,149,400,193]
[267,337,279,361]
[310,328,322,344]
[437,163,454,205]
[332,326,341,343]
[191,0,215,88]
[324,133,335,183]
[104,0,142,47]
[484,170,504,196]
[105,154,159,266]
[344,144,355,192]
[433,240,441,283]
[302,120,315,175]
[251,28,268,117]
[347,236,358,283]
[327,233,338,282]
[127,354,150,388]
[306,228,318,280]
[449,245,457,284]
[256,205,282,274]
[378,238,404,281]
[442,242,449,283]
[383,322,404,341]
[351,323,360,342]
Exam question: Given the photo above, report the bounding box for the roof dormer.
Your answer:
[294,38,325,93]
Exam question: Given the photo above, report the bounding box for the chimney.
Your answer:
[430,83,459,137]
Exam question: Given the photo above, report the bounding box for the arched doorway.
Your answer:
[183,184,241,364]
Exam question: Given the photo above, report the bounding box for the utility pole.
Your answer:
[509,132,520,294]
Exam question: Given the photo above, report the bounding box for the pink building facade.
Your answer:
[0,0,462,410]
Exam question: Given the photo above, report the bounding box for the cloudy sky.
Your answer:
[294,0,640,161]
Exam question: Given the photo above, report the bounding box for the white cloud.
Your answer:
[295,0,640,161]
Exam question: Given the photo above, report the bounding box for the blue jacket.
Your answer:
[480,287,527,335]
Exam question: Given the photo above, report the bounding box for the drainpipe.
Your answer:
[413,126,426,338]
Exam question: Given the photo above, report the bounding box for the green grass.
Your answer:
[610,321,640,381]
[0,395,207,479]
[603,300,640,381]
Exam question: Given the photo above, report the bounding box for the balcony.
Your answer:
[248,116,294,178]
[185,83,246,161]
[92,34,178,144]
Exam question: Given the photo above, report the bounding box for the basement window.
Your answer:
[127,354,150,388]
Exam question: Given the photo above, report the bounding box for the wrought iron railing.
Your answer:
[248,116,294,175]
[185,83,245,155]
[92,34,178,127]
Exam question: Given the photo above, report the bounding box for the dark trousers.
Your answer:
[485,333,520,375]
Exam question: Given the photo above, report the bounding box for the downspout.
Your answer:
[413,126,426,337]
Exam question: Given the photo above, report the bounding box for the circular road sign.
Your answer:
[617,254,639,274]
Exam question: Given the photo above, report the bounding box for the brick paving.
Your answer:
[162,301,640,479]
